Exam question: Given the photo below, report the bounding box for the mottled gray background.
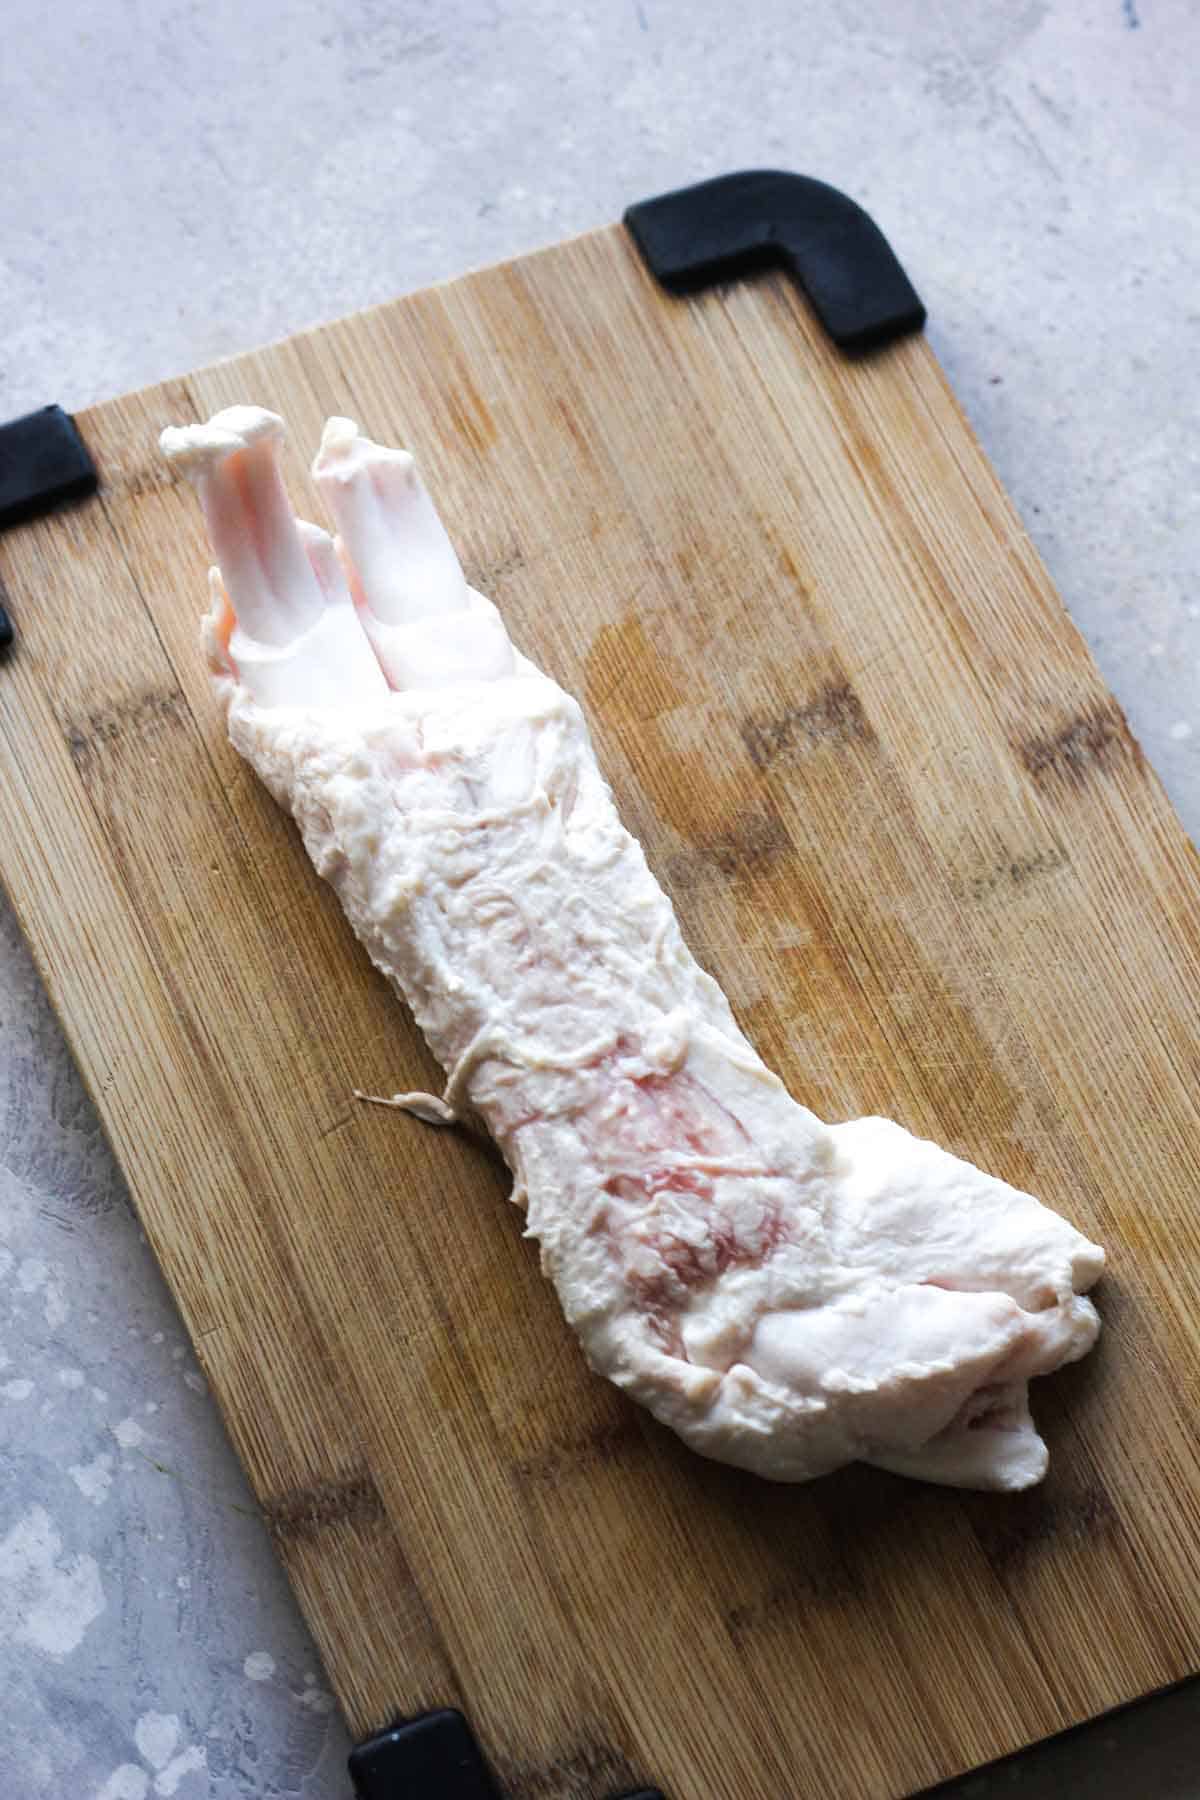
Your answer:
[1,2,1198,1796]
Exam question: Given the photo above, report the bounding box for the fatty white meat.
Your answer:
[160,405,1104,1492]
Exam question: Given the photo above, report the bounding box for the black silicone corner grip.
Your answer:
[0,404,98,530]
[624,169,925,353]
[348,1710,666,1800]
[349,1710,503,1799]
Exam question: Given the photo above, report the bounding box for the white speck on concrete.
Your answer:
[68,1453,114,1507]
[153,1745,206,1795]
[1170,720,1193,741]
[143,1401,159,1415]
[175,1574,191,1593]
[243,1650,276,1682]
[0,1506,105,1656]
[15,1255,67,1326]
[182,1371,206,1395]
[43,1278,68,1329]
[152,1331,165,1345]
[57,1368,85,1388]
[91,1387,108,1404]
[2,1378,34,1401]
[112,1418,146,1450]
[1149,640,1166,657]
[134,1712,179,1771]
[299,1683,336,1714]
[97,1768,149,1800]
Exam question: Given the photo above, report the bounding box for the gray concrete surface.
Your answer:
[1,1,1197,1795]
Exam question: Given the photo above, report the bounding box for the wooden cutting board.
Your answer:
[2,214,1200,1800]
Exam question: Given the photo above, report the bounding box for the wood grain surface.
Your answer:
[1,222,1198,1800]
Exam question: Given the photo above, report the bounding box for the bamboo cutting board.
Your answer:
[2,211,1200,1800]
